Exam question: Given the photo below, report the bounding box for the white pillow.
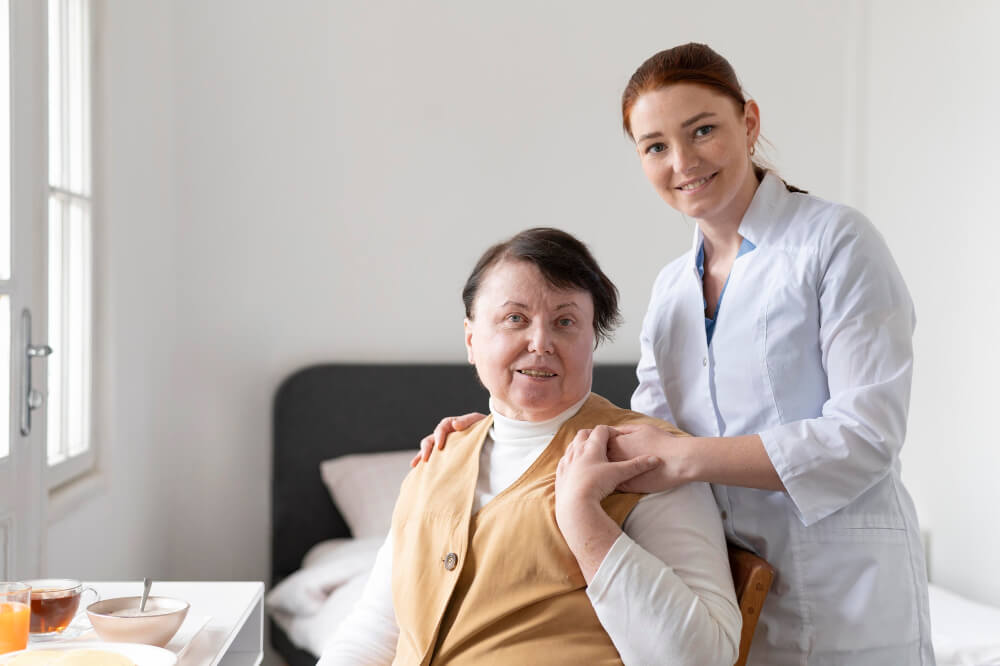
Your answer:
[320,450,414,538]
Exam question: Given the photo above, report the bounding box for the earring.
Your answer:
[749,145,756,157]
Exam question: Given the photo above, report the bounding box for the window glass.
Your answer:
[46,0,92,473]
[0,0,10,280]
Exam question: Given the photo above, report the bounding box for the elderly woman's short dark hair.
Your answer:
[462,227,622,344]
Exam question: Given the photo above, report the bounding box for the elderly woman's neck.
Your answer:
[489,394,590,441]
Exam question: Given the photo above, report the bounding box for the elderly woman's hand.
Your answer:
[556,426,661,506]
[410,413,487,467]
[555,426,661,581]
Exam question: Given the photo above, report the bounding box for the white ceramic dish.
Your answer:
[0,641,177,666]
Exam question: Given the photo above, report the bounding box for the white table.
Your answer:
[82,581,264,666]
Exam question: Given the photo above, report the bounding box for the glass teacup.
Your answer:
[23,579,98,639]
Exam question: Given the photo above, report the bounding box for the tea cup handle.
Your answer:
[75,586,100,618]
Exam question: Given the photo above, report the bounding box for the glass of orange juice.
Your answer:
[0,582,30,654]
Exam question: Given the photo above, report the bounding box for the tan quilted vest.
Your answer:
[390,393,683,665]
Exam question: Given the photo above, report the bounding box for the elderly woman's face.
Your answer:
[464,260,595,422]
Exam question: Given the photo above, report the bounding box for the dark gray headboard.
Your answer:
[270,363,637,664]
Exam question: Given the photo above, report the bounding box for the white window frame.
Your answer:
[45,0,94,491]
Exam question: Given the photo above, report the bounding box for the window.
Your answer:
[46,0,92,488]
[0,0,11,460]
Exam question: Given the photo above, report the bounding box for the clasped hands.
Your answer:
[555,424,685,516]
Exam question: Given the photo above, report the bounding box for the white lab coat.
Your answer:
[632,172,934,665]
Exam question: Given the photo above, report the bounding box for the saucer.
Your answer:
[27,623,86,643]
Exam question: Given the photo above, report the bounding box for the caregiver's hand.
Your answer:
[555,426,660,581]
[410,412,487,467]
[608,423,693,493]
[609,424,786,493]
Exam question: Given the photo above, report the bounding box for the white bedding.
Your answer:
[929,583,1000,666]
[267,537,383,656]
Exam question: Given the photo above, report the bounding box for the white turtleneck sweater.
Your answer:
[318,399,741,665]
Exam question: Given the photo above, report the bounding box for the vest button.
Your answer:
[443,552,458,571]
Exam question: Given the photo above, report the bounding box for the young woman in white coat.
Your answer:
[415,43,933,665]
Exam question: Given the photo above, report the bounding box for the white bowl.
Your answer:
[86,596,189,647]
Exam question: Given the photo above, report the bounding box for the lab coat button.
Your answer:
[443,552,459,571]
[720,510,728,520]
[702,357,708,367]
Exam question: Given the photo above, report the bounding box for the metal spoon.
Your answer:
[139,577,152,613]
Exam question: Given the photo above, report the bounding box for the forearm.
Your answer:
[555,426,662,581]
[613,425,784,494]
[557,501,622,582]
[685,433,785,491]
[588,488,741,665]
[589,536,739,666]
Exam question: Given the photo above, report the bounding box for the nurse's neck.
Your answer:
[700,222,742,263]
[698,167,760,261]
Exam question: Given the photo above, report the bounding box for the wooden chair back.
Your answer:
[728,544,776,666]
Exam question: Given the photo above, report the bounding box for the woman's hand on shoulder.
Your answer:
[607,423,693,493]
[410,412,487,467]
[555,426,661,509]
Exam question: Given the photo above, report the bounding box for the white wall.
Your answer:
[41,0,1000,656]
[862,1,1000,606]
[46,0,178,581]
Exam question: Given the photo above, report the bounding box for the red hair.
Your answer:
[622,43,746,139]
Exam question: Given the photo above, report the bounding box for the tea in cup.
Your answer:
[23,579,98,637]
[0,582,30,654]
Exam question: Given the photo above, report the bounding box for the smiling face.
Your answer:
[628,83,760,226]
[464,259,595,422]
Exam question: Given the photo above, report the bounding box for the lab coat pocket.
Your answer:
[797,531,920,652]
[792,476,920,651]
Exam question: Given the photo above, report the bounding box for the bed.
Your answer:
[268,362,1000,666]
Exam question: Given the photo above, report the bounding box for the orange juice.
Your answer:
[0,601,30,653]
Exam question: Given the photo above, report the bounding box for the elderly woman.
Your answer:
[318,228,740,665]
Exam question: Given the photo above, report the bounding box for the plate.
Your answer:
[0,642,177,665]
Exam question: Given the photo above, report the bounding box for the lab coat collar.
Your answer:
[688,224,704,276]
[687,170,786,268]
[737,170,785,247]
